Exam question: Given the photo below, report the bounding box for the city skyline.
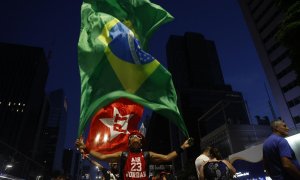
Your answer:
[0,0,278,149]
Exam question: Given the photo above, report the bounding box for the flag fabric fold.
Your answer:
[78,2,189,138]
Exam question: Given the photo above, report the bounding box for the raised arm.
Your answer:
[90,150,122,162]
[75,137,122,162]
[149,139,191,163]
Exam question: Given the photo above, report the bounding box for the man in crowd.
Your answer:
[263,119,300,179]
[195,146,211,179]
[76,130,192,179]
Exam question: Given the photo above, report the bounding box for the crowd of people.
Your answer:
[76,130,192,179]
[194,119,300,180]
[76,119,300,179]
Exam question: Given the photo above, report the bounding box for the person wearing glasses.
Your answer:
[76,130,191,180]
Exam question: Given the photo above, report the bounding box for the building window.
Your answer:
[258,10,280,34]
[294,116,300,124]
[282,80,298,93]
[267,41,281,54]
[287,96,300,108]
[250,0,264,14]
[276,65,293,79]
[262,25,279,43]
[271,50,289,67]
[254,1,275,23]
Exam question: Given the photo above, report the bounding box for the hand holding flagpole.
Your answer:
[75,135,89,159]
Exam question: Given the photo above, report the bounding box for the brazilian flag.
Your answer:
[82,0,174,48]
[78,2,189,137]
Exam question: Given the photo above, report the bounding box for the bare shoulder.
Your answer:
[221,160,231,165]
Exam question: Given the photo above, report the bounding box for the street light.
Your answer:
[5,164,13,171]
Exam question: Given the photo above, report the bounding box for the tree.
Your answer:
[275,0,300,84]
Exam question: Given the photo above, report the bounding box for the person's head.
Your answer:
[209,147,222,160]
[202,146,212,156]
[128,130,144,152]
[271,119,289,137]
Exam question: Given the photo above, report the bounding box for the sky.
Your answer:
[0,0,278,149]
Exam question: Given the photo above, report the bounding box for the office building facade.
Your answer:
[0,43,48,178]
[166,32,249,148]
[38,89,68,174]
[147,33,250,174]
[238,0,300,130]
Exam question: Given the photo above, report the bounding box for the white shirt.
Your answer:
[195,154,210,179]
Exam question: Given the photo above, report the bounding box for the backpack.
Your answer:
[119,151,150,179]
[203,161,233,180]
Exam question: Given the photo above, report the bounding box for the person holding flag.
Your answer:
[76,130,192,179]
[76,1,193,179]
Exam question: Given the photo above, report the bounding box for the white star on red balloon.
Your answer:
[99,107,133,141]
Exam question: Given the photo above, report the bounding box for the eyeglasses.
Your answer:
[129,134,143,140]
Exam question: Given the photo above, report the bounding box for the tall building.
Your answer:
[238,0,300,130]
[0,43,48,178]
[62,149,73,175]
[147,33,250,174]
[167,33,225,89]
[39,89,68,174]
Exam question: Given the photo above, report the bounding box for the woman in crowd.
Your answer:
[199,147,236,180]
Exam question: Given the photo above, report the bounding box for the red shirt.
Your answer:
[123,151,148,179]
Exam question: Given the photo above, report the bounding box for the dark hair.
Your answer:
[209,147,222,160]
[203,146,212,153]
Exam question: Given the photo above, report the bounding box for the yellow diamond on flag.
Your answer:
[97,18,160,93]
[107,51,160,93]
